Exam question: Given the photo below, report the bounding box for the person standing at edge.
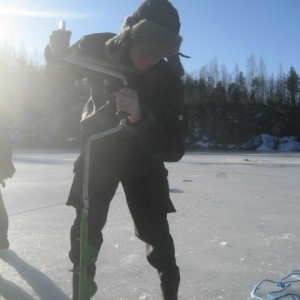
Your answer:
[44,0,188,299]
[0,112,16,250]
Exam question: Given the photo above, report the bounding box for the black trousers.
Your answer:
[68,135,180,300]
[0,190,9,242]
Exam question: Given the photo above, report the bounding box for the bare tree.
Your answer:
[246,54,256,89]
[208,57,219,88]
[257,57,268,103]
[221,64,230,90]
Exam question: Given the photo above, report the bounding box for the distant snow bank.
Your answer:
[194,134,300,151]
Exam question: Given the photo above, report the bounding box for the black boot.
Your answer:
[72,273,79,300]
[159,266,180,300]
[72,266,97,300]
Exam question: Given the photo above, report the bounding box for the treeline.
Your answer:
[184,56,299,107]
[183,56,300,147]
[0,45,299,148]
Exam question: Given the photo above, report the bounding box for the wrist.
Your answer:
[128,109,141,123]
[126,110,154,134]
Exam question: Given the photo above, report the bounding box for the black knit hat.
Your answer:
[106,0,185,76]
[131,0,181,35]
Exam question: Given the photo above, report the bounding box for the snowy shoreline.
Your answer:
[192,134,300,152]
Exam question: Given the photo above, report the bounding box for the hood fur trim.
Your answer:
[105,26,132,64]
[105,17,185,76]
[130,19,182,56]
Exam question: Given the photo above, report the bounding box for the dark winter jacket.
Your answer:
[44,32,187,163]
[45,32,187,212]
[0,113,15,185]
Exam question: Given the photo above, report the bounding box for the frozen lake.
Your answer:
[1,150,300,300]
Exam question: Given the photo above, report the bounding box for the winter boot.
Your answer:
[72,273,79,300]
[159,266,180,300]
[72,266,97,300]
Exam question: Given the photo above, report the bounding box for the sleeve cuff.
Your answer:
[126,110,154,135]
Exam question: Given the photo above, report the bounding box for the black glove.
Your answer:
[48,25,72,59]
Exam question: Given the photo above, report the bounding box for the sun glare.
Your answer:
[0,4,96,19]
[0,15,25,48]
[0,4,98,64]
[0,5,50,54]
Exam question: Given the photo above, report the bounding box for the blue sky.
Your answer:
[0,0,299,77]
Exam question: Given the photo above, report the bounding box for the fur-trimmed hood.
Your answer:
[130,19,182,56]
[105,0,186,76]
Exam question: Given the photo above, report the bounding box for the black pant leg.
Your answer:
[69,138,121,300]
[122,168,180,300]
[142,215,180,300]
[0,190,9,248]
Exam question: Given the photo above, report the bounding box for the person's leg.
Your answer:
[69,138,122,300]
[140,214,180,300]
[70,201,113,299]
[0,189,9,250]
[123,175,180,300]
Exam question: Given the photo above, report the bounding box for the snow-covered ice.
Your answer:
[1,149,300,299]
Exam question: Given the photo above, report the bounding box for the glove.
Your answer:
[48,22,72,58]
